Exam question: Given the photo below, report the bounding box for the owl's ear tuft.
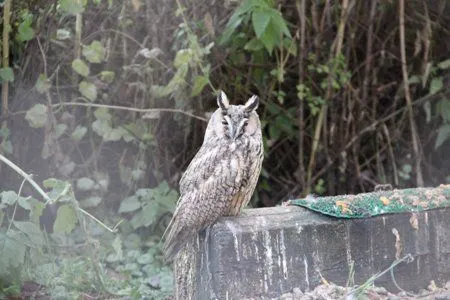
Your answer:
[217,91,230,111]
[244,95,259,112]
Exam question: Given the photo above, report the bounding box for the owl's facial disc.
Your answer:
[222,115,235,139]
[234,118,249,139]
[214,92,259,140]
[221,112,250,140]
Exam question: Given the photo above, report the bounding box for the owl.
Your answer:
[163,91,264,263]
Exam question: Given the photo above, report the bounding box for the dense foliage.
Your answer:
[0,0,449,298]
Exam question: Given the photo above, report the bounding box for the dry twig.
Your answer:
[398,0,424,187]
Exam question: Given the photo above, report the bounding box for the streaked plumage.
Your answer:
[163,91,263,263]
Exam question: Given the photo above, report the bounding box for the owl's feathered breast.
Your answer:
[180,136,261,202]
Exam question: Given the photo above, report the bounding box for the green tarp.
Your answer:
[287,184,450,218]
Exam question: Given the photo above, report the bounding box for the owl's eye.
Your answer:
[222,119,228,125]
[243,120,249,127]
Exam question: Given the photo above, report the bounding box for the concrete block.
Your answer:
[191,206,450,299]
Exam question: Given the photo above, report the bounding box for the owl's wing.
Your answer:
[163,143,243,262]
[178,144,218,196]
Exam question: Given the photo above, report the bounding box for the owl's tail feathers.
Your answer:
[163,220,192,263]
[174,238,197,300]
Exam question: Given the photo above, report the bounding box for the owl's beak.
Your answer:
[229,126,237,140]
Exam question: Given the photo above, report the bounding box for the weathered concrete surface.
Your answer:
[192,206,450,299]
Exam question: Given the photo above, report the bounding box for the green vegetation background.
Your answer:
[0,0,449,298]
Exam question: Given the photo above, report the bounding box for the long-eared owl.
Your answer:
[163,91,264,262]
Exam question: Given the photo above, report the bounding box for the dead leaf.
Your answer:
[409,213,419,230]
[414,30,422,57]
[428,280,437,291]
[142,111,161,119]
[131,0,141,11]
[380,196,390,206]
[335,200,350,213]
[411,196,420,206]
[204,13,215,37]
[392,228,402,259]
[419,201,428,208]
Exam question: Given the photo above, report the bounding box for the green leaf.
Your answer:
[53,204,78,234]
[130,207,155,229]
[259,21,280,54]
[94,107,112,121]
[17,21,35,42]
[402,164,412,173]
[429,77,443,95]
[219,9,245,45]
[43,179,72,202]
[104,127,123,141]
[236,0,262,15]
[283,38,297,56]
[92,119,112,138]
[314,178,326,195]
[269,124,281,140]
[82,41,105,63]
[35,74,50,93]
[0,232,26,270]
[0,140,13,154]
[121,235,140,252]
[167,63,188,90]
[110,236,123,261]
[252,9,271,38]
[71,125,87,141]
[137,253,153,265]
[174,49,193,68]
[191,76,209,97]
[56,29,71,40]
[59,0,86,15]
[437,59,450,70]
[435,124,450,149]
[13,221,44,246]
[72,59,90,77]
[1,191,18,205]
[79,81,97,101]
[423,101,431,123]
[25,104,48,128]
[268,8,291,38]
[100,71,115,83]
[136,188,153,198]
[244,38,265,51]
[80,196,102,208]
[0,67,14,82]
[159,270,174,292]
[132,169,145,181]
[30,201,45,225]
[0,124,10,138]
[118,196,141,213]
[77,177,96,191]
[43,178,66,189]
[138,48,163,59]
[408,75,420,84]
[56,123,67,138]
[121,127,135,142]
[1,191,30,209]
[96,175,109,191]
[17,196,31,210]
[60,160,76,176]
[150,84,166,98]
[437,98,450,122]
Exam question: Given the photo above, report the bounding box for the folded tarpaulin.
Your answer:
[286,184,450,218]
